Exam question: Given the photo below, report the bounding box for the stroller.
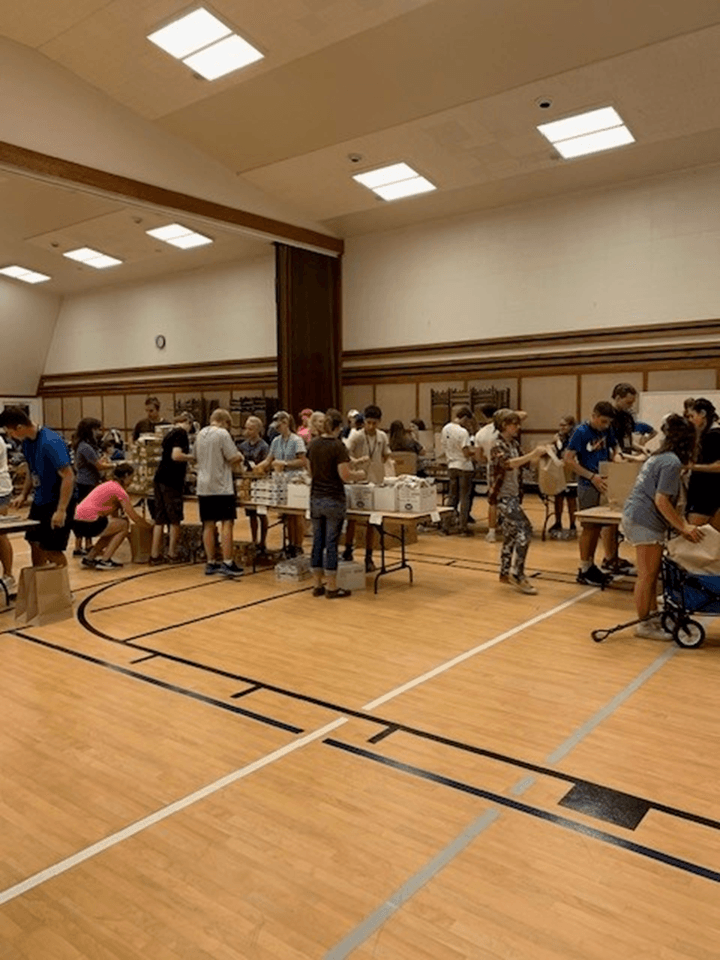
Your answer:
[592,554,718,649]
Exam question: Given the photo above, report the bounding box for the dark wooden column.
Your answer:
[275,243,342,417]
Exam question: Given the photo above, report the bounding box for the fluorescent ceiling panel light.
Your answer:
[183,33,263,79]
[538,106,623,144]
[165,232,213,249]
[63,247,102,262]
[373,177,437,201]
[353,162,418,190]
[147,8,230,59]
[146,223,192,241]
[553,126,635,159]
[0,265,50,283]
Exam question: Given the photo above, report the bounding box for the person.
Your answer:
[686,398,720,531]
[0,406,75,568]
[74,464,151,569]
[149,413,194,565]
[258,411,308,557]
[474,405,499,541]
[306,410,327,445]
[132,396,169,441]
[683,397,696,421]
[622,415,703,639]
[547,415,578,538]
[307,409,363,599]
[236,415,270,554]
[195,408,245,577]
[388,420,423,456]
[101,427,125,459]
[344,404,391,570]
[342,409,361,440]
[0,430,15,593]
[610,382,640,455]
[266,410,289,445]
[564,400,623,586]
[72,417,111,556]
[440,405,475,536]
[490,410,544,594]
[297,408,313,443]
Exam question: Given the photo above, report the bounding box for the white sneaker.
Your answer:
[509,574,538,595]
[635,618,672,641]
[2,575,16,593]
[485,529,496,543]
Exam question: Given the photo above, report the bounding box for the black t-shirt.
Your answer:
[154,428,190,489]
[308,437,349,500]
[611,408,636,453]
[687,427,720,507]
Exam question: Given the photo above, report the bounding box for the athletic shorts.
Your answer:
[199,495,237,523]
[72,516,109,539]
[577,484,601,511]
[27,499,76,553]
[153,481,185,526]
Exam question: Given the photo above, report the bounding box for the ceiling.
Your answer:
[2,0,720,294]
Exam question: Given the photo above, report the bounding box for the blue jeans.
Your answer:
[310,496,347,572]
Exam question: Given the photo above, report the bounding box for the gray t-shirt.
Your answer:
[195,425,238,496]
[622,451,681,536]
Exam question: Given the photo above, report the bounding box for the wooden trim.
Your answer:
[0,140,344,256]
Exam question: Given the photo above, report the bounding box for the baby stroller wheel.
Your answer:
[660,611,677,634]
[673,618,705,649]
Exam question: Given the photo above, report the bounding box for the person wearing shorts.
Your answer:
[149,414,194,565]
[195,408,244,578]
[73,464,151,570]
[564,401,619,586]
[0,406,76,567]
[622,415,703,639]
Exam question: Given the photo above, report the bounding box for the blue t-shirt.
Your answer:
[622,452,682,537]
[566,421,617,486]
[22,427,73,506]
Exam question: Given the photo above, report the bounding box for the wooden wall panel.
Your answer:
[81,395,102,420]
[43,396,62,431]
[646,368,717,391]
[375,383,416,428]
[580,371,643,420]
[61,396,82,432]
[341,386,374,418]
[103,395,126,431]
[521,376,576,431]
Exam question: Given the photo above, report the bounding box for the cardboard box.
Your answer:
[373,484,398,512]
[286,483,310,509]
[275,556,312,581]
[599,461,642,509]
[395,486,437,514]
[336,560,367,590]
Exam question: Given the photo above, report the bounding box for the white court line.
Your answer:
[0,717,347,906]
[363,588,597,710]
[1,585,596,906]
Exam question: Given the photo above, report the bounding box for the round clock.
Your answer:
[155,335,166,349]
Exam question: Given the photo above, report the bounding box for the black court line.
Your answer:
[325,738,720,885]
[10,630,302,735]
[129,653,159,664]
[231,684,263,699]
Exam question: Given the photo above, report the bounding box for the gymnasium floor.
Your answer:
[1,497,719,960]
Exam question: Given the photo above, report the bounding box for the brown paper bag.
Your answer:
[15,564,74,627]
[129,523,153,563]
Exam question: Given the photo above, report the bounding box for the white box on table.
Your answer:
[286,484,310,509]
[346,484,374,511]
[373,485,398,512]
[396,486,437,513]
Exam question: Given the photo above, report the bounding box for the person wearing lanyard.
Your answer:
[258,412,308,557]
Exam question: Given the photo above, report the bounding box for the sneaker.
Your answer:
[219,561,244,579]
[205,562,221,575]
[365,558,376,573]
[72,548,87,557]
[460,528,475,536]
[148,555,165,566]
[499,573,510,584]
[567,526,578,539]
[602,557,637,576]
[548,524,563,540]
[103,558,124,568]
[485,529,497,543]
[165,555,185,565]
[94,558,119,570]
[326,588,351,599]
[576,564,611,587]
[2,575,17,595]
[509,574,538,595]
[342,548,354,562]
[635,618,673,641]
[81,556,98,569]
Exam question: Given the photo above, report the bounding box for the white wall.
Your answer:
[0,280,60,393]
[45,255,276,374]
[343,164,720,350]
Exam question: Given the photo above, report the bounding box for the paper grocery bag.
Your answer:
[15,564,74,627]
[129,523,153,563]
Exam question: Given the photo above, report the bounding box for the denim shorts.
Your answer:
[621,516,665,547]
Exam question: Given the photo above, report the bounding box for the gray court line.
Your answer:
[325,643,677,958]
[324,809,501,960]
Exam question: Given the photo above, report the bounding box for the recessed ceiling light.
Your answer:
[353,162,436,201]
[537,106,634,159]
[0,265,51,284]
[146,224,213,249]
[147,8,231,60]
[147,7,263,80]
[183,33,263,80]
[63,247,122,269]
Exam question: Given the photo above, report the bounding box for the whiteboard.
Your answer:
[638,391,720,431]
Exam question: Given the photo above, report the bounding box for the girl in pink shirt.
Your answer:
[73,464,150,570]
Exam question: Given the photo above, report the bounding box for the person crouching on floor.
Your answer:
[73,464,151,569]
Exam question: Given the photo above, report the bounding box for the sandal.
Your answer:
[326,588,351,599]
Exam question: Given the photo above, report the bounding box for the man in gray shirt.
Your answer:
[195,408,244,577]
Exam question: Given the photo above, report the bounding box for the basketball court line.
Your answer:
[0,585,597,907]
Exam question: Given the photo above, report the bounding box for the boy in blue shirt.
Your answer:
[565,401,624,586]
[0,406,76,567]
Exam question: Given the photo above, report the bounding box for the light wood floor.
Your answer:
[2,497,719,959]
